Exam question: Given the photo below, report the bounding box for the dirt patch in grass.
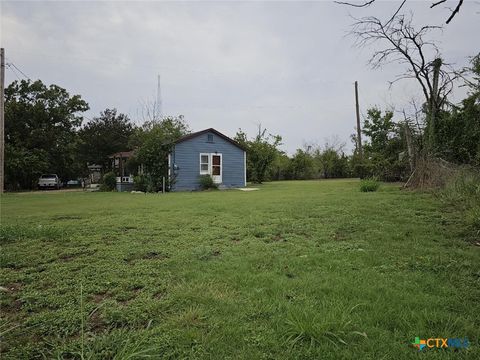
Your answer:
[230,235,241,242]
[331,229,348,241]
[58,249,97,262]
[89,309,107,333]
[1,282,24,312]
[269,233,285,242]
[124,251,169,264]
[51,215,82,221]
[91,292,111,304]
[3,282,23,293]
[59,253,78,262]
[119,226,137,232]
[142,251,168,260]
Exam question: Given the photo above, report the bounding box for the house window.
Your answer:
[200,153,209,174]
[207,134,214,142]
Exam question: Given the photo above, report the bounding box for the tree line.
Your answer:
[4,79,189,191]
[235,49,479,185]
[2,78,353,190]
[4,51,478,190]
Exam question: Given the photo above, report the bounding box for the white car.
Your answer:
[38,174,61,190]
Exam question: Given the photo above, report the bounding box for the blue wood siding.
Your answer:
[170,131,245,191]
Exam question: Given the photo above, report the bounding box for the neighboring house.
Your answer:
[109,150,136,192]
[169,128,246,191]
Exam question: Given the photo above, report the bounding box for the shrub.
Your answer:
[352,161,369,179]
[199,175,218,190]
[133,175,147,192]
[101,172,117,191]
[360,177,380,192]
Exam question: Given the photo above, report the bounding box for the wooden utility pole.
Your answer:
[354,81,363,160]
[428,58,442,150]
[0,48,5,194]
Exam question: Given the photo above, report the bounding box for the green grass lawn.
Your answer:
[1,180,479,359]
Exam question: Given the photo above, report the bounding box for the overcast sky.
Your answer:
[1,0,479,153]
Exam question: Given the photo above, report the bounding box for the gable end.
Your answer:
[174,128,246,151]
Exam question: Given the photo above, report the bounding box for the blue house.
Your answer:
[169,128,246,191]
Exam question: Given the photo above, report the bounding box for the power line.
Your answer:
[6,64,22,81]
[11,63,30,80]
[5,58,31,80]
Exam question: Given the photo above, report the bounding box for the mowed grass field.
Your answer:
[1,180,479,359]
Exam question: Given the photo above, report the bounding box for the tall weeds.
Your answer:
[438,170,480,241]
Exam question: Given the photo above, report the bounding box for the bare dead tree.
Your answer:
[430,0,464,24]
[407,97,426,138]
[320,135,346,154]
[396,97,425,166]
[138,98,162,124]
[350,14,460,149]
[336,0,464,24]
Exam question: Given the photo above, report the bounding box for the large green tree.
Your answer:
[132,116,189,192]
[4,80,89,190]
[234,127,282,183]
[315,148,350,179]
[268,152,292,180]
[78,108,135,169]
[435,53,480,166]
[361,107,409,181]
[290,149,316,180]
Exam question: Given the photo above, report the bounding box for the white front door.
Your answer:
[211,154,222,184]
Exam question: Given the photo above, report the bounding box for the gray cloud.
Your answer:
[1,0,479,153]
